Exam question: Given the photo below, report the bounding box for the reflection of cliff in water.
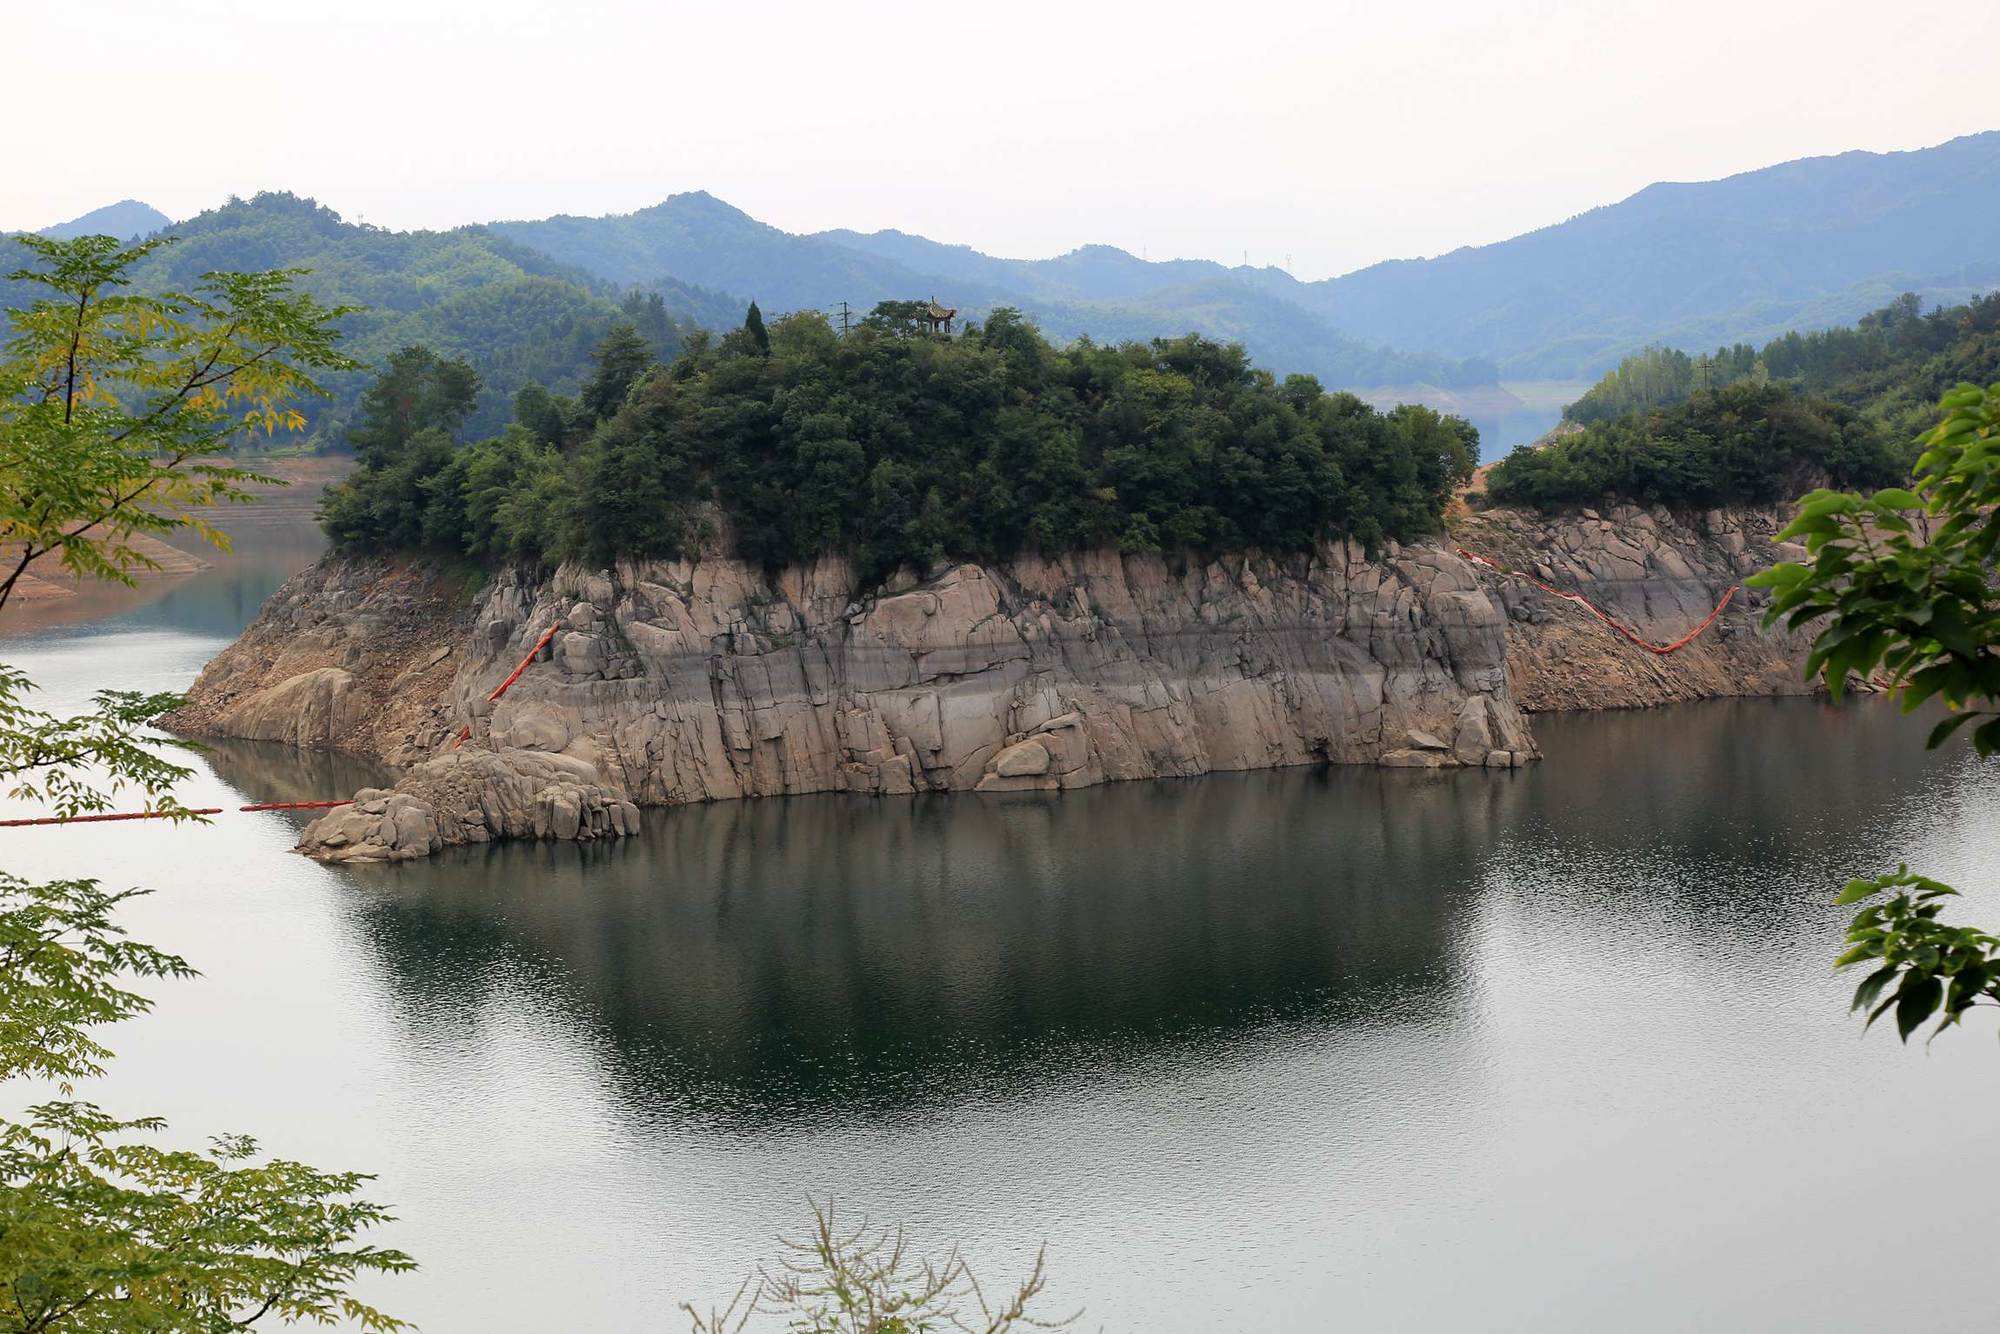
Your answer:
[339,697,1968,1128]
[200,737,396,809]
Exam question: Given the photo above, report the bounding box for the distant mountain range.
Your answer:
[483,132,2000,386]
[1294,130,2000,379]
[14,128,1998,448]
[34,199,171,242]
[488,194,1480,390]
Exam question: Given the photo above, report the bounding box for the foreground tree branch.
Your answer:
[1751,381,2000,1040]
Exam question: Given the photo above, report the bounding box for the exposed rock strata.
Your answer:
[173,506,1817,862]
[173,541,1540,859]
[1450,502,1812,712]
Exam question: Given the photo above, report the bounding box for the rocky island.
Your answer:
[164,304,1867,862]
[166,500,1807,862]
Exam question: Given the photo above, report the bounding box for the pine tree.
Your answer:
[744,301,770,355]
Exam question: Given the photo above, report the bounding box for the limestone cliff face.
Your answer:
[172,541,1539,860]
[1450,502,1812,711]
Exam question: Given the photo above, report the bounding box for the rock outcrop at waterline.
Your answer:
[169,504,1815,863]
[1450,502,1814,712]
[293,750,642,864]
[170,540,1542,861]
[161,557,473,768]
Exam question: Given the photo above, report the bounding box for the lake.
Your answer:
[5,533,1999,1332]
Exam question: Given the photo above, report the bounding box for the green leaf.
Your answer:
[1835,878,1886,906]
[1850,965,1899,1014]
[1927,711,1982,749]
[1895,975,1943,1041]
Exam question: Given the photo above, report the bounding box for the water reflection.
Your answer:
[340,770,1482,1125]
[197,737,396,809]
[208,695,1976,1136]
[24,538,2000,1332]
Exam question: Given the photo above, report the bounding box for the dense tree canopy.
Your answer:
[347,345,479,466]
[322,307,1479,580]
[1485,382,1906,511]
[1564,291,2000,441]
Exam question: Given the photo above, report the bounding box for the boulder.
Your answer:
[1451,697,1494,764]
[992,739,1052,777]
[294,748,636,863]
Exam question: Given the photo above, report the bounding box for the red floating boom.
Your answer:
[0,799,354,829]
[1455,546,1736,656]
[452,622,563,748]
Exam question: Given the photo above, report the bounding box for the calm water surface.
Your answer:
[6,535,2000,1332]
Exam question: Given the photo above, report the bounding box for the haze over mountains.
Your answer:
[488,194,1479,389]
[33,199,170,242]
[486,131,2000,385]
[1301,130,2000,378]
[18,129,1999,448]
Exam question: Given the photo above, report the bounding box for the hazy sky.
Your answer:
[6,0,1996,279]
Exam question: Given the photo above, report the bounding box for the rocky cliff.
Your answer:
[170,505,1813,863]
[1449,502,1813,712]
[170,541,1538,860]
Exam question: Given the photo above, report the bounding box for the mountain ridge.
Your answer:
[35,199,172,241]
[1293,129,2000,376]
[26,128,2000,428]
[491,192,1485,390]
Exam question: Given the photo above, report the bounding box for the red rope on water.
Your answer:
[0,799,354,829]
[1455,546,1737,656]
[452,622,562,748]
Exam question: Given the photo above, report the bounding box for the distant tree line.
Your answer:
[1563,291,2000,441]
[319,305,1479,581]
[1485,381,1905,511]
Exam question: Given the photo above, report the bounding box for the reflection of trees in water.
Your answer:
[1519,697,1965,941]
[343,697,1966,1128]
[350,767,1503,1127]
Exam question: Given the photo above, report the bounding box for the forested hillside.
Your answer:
[1481,284,1999,512]
[321,309,1479,579]
[491,193,1490,390]
[1484,382,1904,510]
[2,193,735,445]
[27,130,1994,448]
[1562,291,2000,441]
